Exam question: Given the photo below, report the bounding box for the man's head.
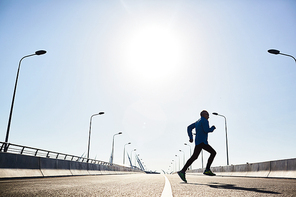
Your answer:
[200,110,209,120]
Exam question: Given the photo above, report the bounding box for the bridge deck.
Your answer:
[0,174,295,196]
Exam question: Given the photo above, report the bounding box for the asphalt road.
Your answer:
[168,174,296,196]
[0,173,295,196]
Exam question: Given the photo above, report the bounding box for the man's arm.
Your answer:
[201,118,216,133]
[187,123,195,142]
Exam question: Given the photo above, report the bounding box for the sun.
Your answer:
[124,25,181,85]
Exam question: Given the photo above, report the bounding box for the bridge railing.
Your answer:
[0,141,111,166]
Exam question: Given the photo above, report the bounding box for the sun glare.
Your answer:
[124,25,181,84]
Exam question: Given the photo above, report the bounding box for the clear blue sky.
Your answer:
[1,0,295,172]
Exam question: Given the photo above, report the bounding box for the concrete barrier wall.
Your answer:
[269,158,296,178]
[0,151,40,169]
[0,152,43,178]
[70,161,90,176]
[0,152,143,179]
[40,158,72,177]
[188,158,296,179]
[232,164,248,177]
[246,161,270,177]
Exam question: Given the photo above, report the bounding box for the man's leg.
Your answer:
[178,144,203,183]
[180,144,203,172]
[202,144,216,176]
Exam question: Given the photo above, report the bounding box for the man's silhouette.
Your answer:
[178,110,217,183]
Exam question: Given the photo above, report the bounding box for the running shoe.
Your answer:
[177,171,187,183]
[203,169,216,176]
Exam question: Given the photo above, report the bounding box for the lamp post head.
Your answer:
[118,132,122,135]
[184,143,187,145]
[99,112,104,115]
[35,50,47,55]
[212,112,219,115]
[128,142,131,145]
[268,49,280,55]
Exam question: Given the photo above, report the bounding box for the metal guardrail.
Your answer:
[0,141,112,166]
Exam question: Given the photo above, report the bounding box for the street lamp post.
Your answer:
[175,154,180,171]
[123,142,131,165]
[179,150,185,167]
[268,49,296,63]
[4,50,46,152]
[109,132,122,164]
[213,112,229,165]
[87,112,104,161]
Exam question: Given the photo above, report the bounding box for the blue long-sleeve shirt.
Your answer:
[187,117,215,145]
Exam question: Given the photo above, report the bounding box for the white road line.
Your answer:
[161,175,173,197]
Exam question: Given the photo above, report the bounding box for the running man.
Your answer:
[178,110,217,183]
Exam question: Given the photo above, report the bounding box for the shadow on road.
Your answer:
[186,182,281,195]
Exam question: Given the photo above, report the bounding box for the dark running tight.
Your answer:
[181,143,216,172]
